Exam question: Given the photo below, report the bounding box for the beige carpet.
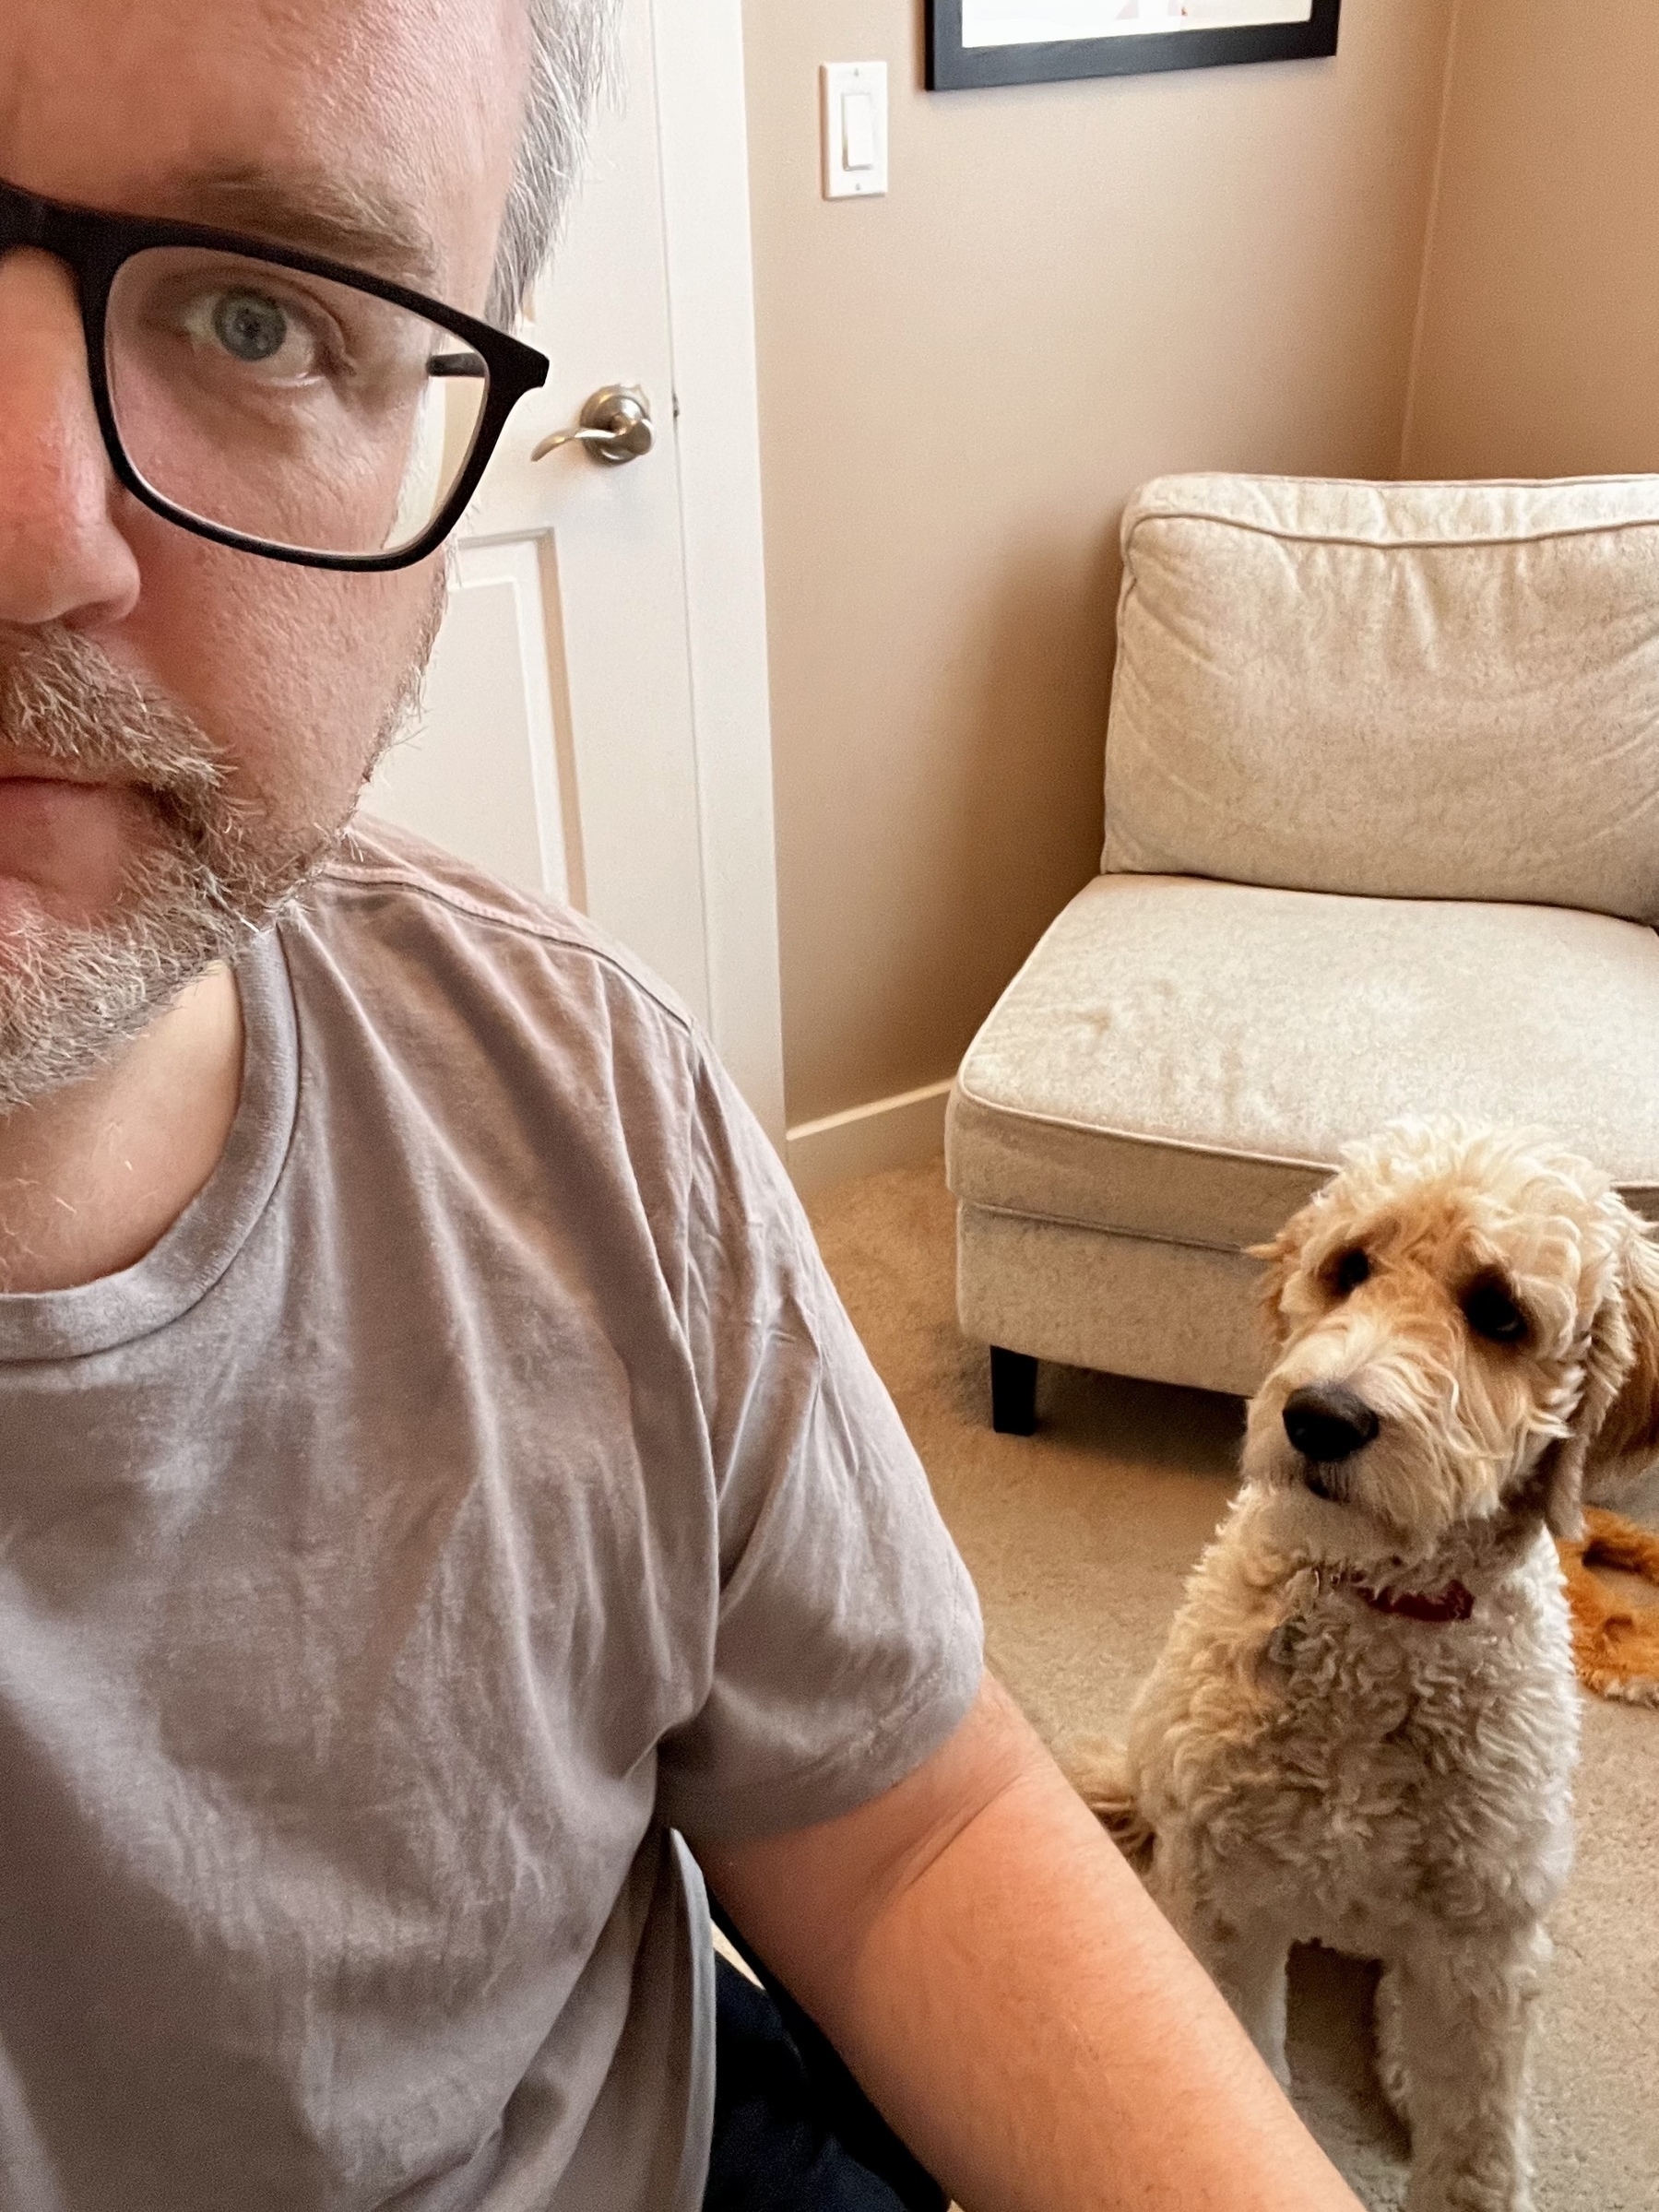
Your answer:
[808,1160,1659,2212]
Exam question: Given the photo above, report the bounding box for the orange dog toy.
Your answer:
[1558,1508,1659,1704]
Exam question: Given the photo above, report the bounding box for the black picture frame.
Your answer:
[926,1,1339,91]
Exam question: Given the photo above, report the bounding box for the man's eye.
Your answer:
[1332,1247,1369,1295]
[178,286,328,381]
[213,290,294,365]
[1462,1274,1527,1343]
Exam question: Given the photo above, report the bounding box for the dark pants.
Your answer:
[705,1912,947,2212]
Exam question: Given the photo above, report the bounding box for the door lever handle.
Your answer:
[532,384,655,466]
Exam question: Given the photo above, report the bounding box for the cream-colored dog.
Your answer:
[1083,1121,1659,2212]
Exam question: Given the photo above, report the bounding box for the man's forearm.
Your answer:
[701,1678,1361,2212]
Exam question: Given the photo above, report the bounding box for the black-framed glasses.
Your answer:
[0,173,550,573]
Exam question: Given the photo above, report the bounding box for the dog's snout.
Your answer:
[1283,1382,1380,1465]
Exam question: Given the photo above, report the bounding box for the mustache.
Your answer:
[0,622,227,842]
[0,602,443,1112]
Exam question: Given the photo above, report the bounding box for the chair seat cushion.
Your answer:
[947,874,1659,1252]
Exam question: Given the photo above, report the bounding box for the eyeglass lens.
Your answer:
[105,247,492,561]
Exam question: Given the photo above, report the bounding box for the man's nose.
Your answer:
[0,254,140,631]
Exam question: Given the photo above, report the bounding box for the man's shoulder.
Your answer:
[299,814,696,1048]
[278,817,785,1311]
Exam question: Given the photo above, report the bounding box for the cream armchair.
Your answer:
[946,472,1659,1432]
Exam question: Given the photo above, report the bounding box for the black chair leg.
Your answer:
[989,1346,1038,1435]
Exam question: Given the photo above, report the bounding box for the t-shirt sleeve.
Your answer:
[653,1050,984,1842]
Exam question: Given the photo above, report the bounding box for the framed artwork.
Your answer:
[926,1,1340,91]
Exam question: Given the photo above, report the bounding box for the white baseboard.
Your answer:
[786,1079,953,1201]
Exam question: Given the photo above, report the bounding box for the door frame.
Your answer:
[648,1,786,1151]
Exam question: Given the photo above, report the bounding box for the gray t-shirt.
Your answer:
[0,823,983,2212]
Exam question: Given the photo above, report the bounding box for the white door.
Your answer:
[365,0,784,1138]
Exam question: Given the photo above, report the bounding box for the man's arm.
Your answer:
[694,1673,1360,2212]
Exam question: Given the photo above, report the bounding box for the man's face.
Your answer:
[0,0,527,1096]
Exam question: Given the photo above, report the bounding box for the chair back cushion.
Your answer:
[1101,473,1659,919]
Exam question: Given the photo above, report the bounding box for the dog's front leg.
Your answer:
[1151,1837,1293,2085]
[1392,1923,1549,2212]
[1179,1908,1294,2090]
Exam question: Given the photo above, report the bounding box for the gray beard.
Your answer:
[0,620,431,1112]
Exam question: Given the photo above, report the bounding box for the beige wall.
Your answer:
[1405,1,1659,479]
[744,0,1457,1126]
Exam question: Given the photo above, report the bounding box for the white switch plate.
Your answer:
[821,62,888,200]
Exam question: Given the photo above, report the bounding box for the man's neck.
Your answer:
[0,964,243,1294]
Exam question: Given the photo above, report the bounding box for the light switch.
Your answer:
[821,62,888,200]
[842,91,877,172]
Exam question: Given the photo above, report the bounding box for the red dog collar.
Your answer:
[1348,1577,1476,1624]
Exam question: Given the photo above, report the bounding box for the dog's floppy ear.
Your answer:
[1546,1202,1659,1540]
[1581,1204,1659,1477]
[1248,1200,1319,1354]
[1531,1439,1582,1543]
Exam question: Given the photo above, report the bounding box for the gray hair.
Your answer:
[488,0,619,327]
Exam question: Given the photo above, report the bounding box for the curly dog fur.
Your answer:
[1076,1122,1659,2212]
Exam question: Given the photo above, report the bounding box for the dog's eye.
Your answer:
[1332,1247,1370,1295]
[1462,1274,1527,1344]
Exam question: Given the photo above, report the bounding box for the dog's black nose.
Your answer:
[1283,1382,1380,1464]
